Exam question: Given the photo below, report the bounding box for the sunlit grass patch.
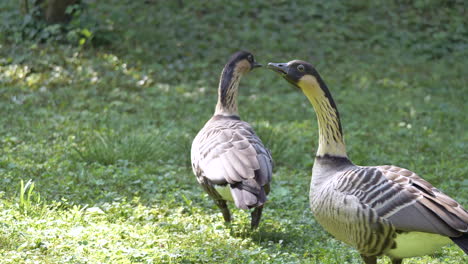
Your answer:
[18,180,45,217]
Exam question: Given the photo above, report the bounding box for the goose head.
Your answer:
[225,51,262,74]
[266,60,321,90]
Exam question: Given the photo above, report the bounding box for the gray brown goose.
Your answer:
[191,51,273,229]
[267,60,468,263]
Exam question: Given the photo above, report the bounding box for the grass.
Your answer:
[0,0,467,263]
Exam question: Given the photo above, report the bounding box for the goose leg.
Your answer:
[214,199,231,222]
[360,255,376,264]
[391,259,402,264]
[250,205,263,229]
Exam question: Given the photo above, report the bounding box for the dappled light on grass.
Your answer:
[0,185,307,263]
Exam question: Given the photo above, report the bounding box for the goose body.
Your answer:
[312,159,466,261]
[268,61,467,263]
[191,51,272,228]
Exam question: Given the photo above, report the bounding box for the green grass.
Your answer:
[0,0,467,263]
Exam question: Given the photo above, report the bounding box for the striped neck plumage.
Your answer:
[214,64,241,116]
[297,75,347,158]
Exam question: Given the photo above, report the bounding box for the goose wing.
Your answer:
[337,165,468,236]
[374,165,468,235]
[191,118,273,208]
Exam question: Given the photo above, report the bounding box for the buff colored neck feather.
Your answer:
[215,60,250,116]
[297,75,347,158]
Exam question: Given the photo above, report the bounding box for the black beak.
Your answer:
[266,62,288,75]
[252,62,262,69]
[267,62,300,88]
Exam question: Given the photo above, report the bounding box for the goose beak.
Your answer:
[267,62,288,75]
[252,62,262,69]
[267,62,300,88]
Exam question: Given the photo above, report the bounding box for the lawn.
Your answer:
[0,1,467,263]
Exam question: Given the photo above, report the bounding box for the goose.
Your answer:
[267,60,468,263]
[191,51,273,229]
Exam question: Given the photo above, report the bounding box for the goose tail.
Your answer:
[230,179,266,210]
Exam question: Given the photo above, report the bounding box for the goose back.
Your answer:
[191,115,273,210]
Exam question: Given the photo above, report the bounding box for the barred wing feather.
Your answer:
[336,165,468,237]
[191,119,273,209]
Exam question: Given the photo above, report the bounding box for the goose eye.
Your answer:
[247,55,253,62]
[297,64,305,72]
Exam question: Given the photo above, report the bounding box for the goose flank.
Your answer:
[267,60,468,263]
[191,51,273,229]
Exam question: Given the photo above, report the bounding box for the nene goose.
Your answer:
[191,51,273,229]
[267,60,468,263]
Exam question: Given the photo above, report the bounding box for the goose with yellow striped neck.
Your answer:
[267,60,468,264]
